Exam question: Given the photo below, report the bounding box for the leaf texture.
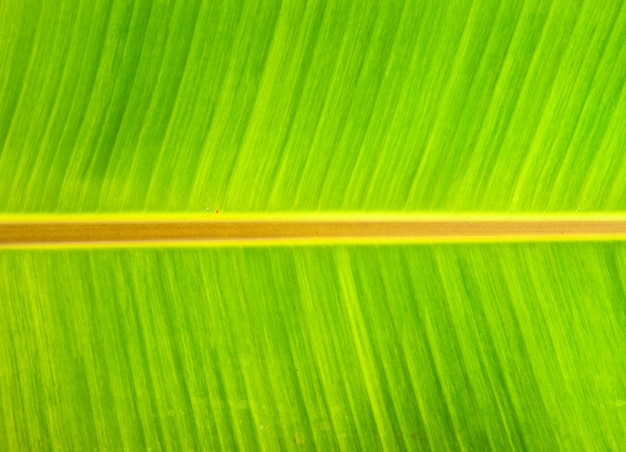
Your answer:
[1,1,626,213]
[1,243,626,449]
[3,1,626,450]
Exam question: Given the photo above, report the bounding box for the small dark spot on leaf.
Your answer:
[294,432,305,445]
[411,432,426,442]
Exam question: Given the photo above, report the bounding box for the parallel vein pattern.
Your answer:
[1,243,626,449]
[1,0,626,213]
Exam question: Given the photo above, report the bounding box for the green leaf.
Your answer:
[1,1,625,213]
[2,1,626,449]
[1,243,626,449]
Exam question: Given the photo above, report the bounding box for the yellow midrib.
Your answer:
[3,216,626,245]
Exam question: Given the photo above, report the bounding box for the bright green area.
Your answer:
[1,242,625,450]
[1,0,626,213]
